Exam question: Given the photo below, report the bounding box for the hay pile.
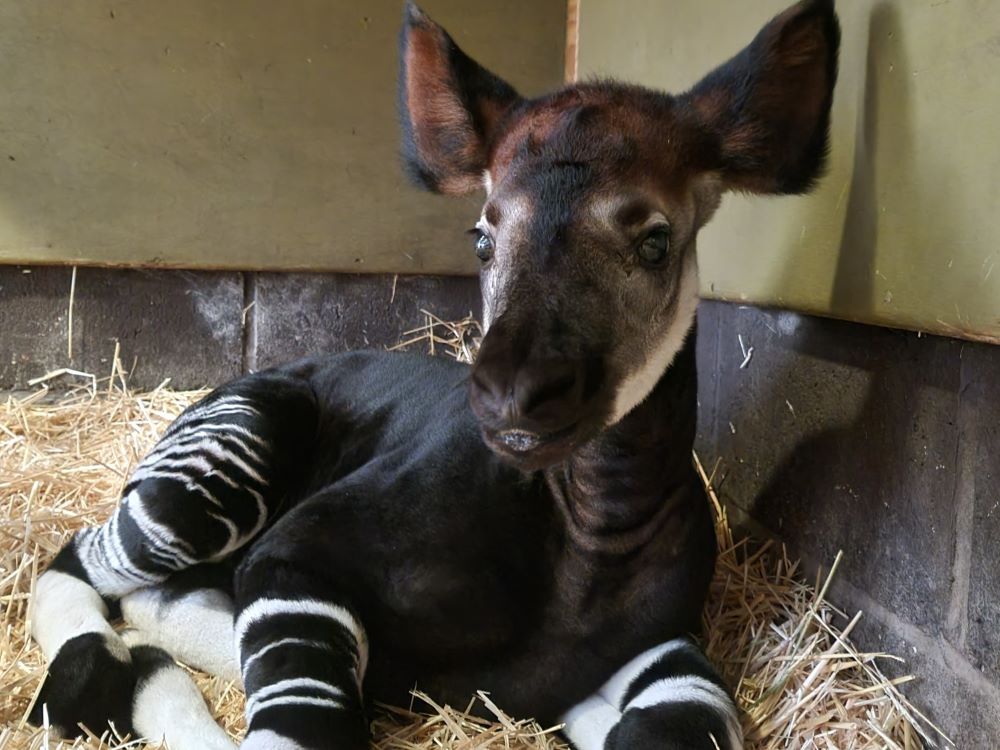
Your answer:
[0,331,949,749]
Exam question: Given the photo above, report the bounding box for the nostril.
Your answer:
[470,368,492,395]
[516,371,580,418]
[469,367,515,424]
[471,367,507,400]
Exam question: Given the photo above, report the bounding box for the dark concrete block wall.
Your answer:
[0,266,245,388]
[2,263,998,744]
[250,273,480,371]
[695,301,1000,748]
[0,265,479,389]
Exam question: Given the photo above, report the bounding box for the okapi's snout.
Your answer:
[469,315,606,468]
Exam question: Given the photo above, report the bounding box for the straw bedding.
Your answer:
[0,320,949,749]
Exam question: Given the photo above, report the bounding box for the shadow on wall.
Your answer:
[698,10,1000,741]
[713,2,965,651]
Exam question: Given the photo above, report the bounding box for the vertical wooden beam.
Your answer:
[565,0,579,82]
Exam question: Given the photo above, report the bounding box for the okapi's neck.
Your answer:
[548,326,700,555]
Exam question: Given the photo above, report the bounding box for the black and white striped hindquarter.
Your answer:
[561,637,744,750]
[233,560,370,750]
[29,368,318,739]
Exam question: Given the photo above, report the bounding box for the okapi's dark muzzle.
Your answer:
[469,317,604,468]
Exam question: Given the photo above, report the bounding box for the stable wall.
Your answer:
[694,299,1000,748]
[577,0,1000,343]
[0,0,565,275]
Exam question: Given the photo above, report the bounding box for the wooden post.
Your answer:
[565,0,579,82]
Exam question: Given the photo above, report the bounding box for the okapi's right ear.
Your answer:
[682,0,840,195]
[398,2,523,194]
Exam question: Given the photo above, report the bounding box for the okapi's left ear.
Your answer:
[398,2,523,194]
[682,0,840,195]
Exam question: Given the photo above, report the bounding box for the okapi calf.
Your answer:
[28,1,839,748]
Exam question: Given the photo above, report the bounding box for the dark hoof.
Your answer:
[29,632,137,739]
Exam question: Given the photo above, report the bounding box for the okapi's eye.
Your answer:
[636,228,671,266]
[469,228,495,263]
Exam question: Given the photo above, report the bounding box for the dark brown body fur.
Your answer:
[237,336,713,723]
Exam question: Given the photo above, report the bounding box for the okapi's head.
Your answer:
[399,0,839,469]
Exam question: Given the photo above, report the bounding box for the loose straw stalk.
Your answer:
[0,340,948,749]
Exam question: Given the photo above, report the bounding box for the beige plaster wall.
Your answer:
[0,0,565,275]
[578,0,1000,342]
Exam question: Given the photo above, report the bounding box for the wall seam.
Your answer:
[943,344,973,649]
[241,272,259,374]
[710,303,723,451]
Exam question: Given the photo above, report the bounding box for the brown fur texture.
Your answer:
[399,1,839,455]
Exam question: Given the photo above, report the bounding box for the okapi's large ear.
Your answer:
[398,2,523,194]
[682,0,840,195]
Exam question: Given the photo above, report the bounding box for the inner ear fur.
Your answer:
[681,0,840,195]
[398,2,523,194]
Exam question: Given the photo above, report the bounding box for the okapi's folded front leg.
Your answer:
[560,638,744,750]
[235,558,370,750]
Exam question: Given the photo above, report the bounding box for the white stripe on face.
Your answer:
[477,194,531,333]
[609,253,699,423]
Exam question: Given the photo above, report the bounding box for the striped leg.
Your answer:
[235,561,369,750]
[560,637,744,750]
[29,370,317,739]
